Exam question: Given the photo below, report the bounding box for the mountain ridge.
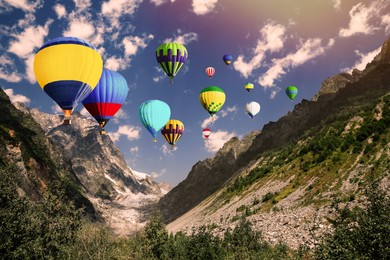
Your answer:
[158,37,390,228]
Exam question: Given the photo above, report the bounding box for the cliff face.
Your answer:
[10,105,167,234]
[0,89,97,218]
[158,37,390,223]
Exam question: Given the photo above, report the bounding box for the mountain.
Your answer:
[0,89,97,218]
[20,106,168,234]
[158,37,390,248]
[2,95,167,235]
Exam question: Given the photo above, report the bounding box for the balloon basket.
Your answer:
[63,118,71,125]
[100,129,106,135]
[153,139,157,143]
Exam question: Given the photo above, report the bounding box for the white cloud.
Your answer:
[150,0,176,6]
[342,46,382,73]
[270,88,281,99]
[73,0,91,11]
[101,0,142,29]
[104,56,127,71]
[151,168,167,179]
[220,105,237,117]
[233,22,286,78]
[0,55,22,82]
[111,108,129,124]
[331,0,341,10]
[161,144,178,156]
[8,20,52,59]
[0,0,43,13]
[53,4,67,19]
[258,38,334,88]
[201,105,237,128]
[164,30,198,45]
[109,124,141,142]
[123,35,154,56]
[105,34,153,71]
[382,14,390,34]
[4,88,31,105]
[63,17,95,42]
[24,54,35,84]
[130,146,139,154]
[204,130,236,153]
[51,104,63,114]
[339,1,386,37]
[192,0,218,15]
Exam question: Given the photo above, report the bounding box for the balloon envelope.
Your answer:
[34,36,103,123]
[205,67,215,78]
[139,100,171,141]
[156,42,188,82]
[245,83,254,92]
[246,101,261,119]
[202,128,211,139]
[199,86,226,116]
[82,69,128,130]
[161,119,184,147]
[286,86,298,100]
[223,54,233,65]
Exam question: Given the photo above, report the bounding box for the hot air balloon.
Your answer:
[223,54,233,65]
[156,42,188,83]
[34,36,103,125]
[161,119,184,149]
[246,101,261,119]
[199,86,226,118]
[205,67,215,78]
[286,86,298,101]
[245,83,254,92]
[139,100,171,142]
[82,69,128,135]
[202,128,211,139]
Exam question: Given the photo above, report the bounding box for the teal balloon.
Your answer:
[138,100,171,141]
[286,86,298,100]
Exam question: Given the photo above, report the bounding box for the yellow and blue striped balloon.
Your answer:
[34,37,103,123]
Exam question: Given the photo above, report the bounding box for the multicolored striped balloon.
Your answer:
[138,100,171,142]
[156,42,188,83]
[286,86,298,101]
[205,67,215,78]
[34,36,103,124]
[161,119,184,149]
[82,69,128,134]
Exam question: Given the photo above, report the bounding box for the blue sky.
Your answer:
[1,0,389,186]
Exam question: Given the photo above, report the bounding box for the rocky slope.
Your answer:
[0,89,97,218]
[3,98,168,235]
[159,37,390,247]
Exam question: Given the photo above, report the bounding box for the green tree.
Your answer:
[315,182,390,259]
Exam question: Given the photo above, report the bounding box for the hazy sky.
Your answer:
[1,0,389,186]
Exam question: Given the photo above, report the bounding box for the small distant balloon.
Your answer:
[223,54,233,65]
[202,128,211,139]
[205,67,215,78]
[245,101,261,119]
[245,83,254,92]
[286,86,298,101]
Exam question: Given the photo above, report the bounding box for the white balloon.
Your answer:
[245,101,261,119]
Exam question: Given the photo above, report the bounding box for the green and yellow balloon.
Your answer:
[199,86,226,119]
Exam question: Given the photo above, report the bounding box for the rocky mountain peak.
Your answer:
[313,37,390,101]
